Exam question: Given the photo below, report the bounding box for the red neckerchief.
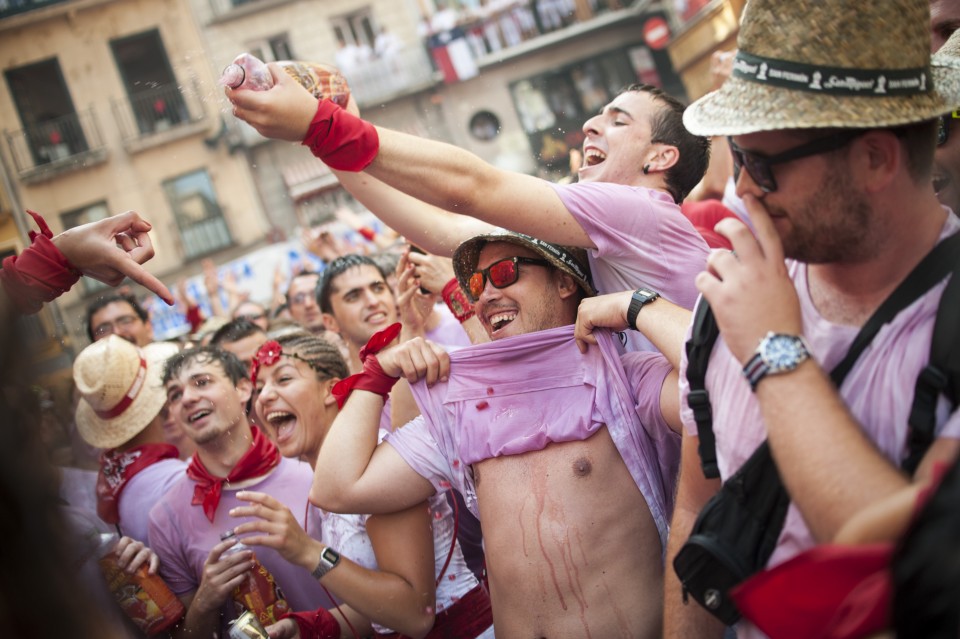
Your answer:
[186,425,280,522]
[96,443,180,524]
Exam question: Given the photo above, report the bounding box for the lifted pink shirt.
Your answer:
[387,326,678,550]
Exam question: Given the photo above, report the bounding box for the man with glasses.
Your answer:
[285,271,325,335]
[312,231,681,638]
[230,300,270,331]
[85,292,154,346]
[651,1,960,637]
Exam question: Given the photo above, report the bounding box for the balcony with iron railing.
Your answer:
[110,78,211,152]
[342,46,436,107]
[3,109,108,184]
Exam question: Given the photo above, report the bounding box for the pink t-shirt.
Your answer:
[678,217,960,638]
[387,326,678,550]
[426,304,472,348]
[550,181,709,352]
[119,457,186,544]
[148,457,331,635]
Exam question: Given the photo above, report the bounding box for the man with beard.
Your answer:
[657,1,960,637]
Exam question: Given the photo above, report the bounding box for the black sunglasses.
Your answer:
[728,130,867,193]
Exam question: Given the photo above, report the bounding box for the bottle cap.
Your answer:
[219,64,246,88]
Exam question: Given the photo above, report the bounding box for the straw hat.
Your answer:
[74,335,180,449]
[933,29,960,106]
[452,230,595,302]
[684,0,960,136]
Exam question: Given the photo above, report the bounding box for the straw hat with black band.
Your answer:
[452,229,595,302]
[74,335,180,450]
[684,0,960,137]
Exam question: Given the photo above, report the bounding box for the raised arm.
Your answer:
[227,67,595,250]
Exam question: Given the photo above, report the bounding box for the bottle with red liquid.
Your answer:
[97,533,185,635]
[220,53,351,107]
[221,530,290,626]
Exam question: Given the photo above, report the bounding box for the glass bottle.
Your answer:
[220,53,351,107]
[97,533,185,635]
[220,530,290,626]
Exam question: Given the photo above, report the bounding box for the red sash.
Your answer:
[96,443,180,524]
[186,425,280,522]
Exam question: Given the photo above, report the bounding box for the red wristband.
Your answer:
[301,99,379,172]
[441,278,475,323]
[0,210,81,315]
[358,226,376,242]
[281,608,340,639]
[331,322,402,409]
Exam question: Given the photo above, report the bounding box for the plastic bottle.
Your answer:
[96,533,185,635]
[221,530,290,626]
[220,53,351,107]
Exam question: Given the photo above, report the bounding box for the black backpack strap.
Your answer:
[905,234,960,474]
[685,298,721,479]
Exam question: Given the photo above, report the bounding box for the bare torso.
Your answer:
[474,427,663,639]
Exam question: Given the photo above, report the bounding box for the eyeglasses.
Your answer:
[938,114,952,147]
[468,256,550,300]
[288,292,315,306]
[93,314,141,338]
[728,130,867,193]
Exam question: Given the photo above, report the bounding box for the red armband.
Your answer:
[0,210,81,314]
[357,226,376,242]
[331,322,402,409]
[441,278,475,323]
[301,99,379,172]
[280,608,340,639]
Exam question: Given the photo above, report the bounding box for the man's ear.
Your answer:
[555,271,580,300]
[856,130,901,193]
[236,377,253,404]
[645,144,680,173]
[321,312,341,334]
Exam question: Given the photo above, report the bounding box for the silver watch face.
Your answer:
[759,334,809,373]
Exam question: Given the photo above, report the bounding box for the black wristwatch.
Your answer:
[626,287,661,329]
[311,546,341,580]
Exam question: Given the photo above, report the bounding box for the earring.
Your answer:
[642,164,650,175]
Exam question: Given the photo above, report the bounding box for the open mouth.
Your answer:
[488,311,517,332]
[933,172,951,196]
[584,148,606,167]
[365,311,387,324]
[265,411,296,440]
[188,409,212,424]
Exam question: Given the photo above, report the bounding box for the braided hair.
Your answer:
[274,332,349,382]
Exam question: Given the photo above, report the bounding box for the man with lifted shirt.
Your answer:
[312,231,680,638]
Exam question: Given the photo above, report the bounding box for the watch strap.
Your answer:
[311,546,341,580]
[626,287,660,329]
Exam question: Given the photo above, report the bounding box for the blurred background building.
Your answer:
[1,0,741,353]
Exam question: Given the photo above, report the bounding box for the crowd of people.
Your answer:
[3,0,960,637]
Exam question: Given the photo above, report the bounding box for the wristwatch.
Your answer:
[742,332,811,391]
[311,546,341,580]
[626,287,660,329]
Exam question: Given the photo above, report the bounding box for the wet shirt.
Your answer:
[386,326,677,550]
[550,181,709,352]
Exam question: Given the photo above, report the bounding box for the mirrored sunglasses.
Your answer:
[468,256,550,300]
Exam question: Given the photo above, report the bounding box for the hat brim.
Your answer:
[452,231,595,302]
[75,342,178,449]
[684,71,960,137]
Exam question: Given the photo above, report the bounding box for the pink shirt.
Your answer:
[148,458,331,635]
[387,326,678,550]
[118,457,186,544]
[550,181,709,352]
[426,304,472,348]
[678,217,960,638]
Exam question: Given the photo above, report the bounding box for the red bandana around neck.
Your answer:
[96,443,180,525]
[186,425,281,522]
